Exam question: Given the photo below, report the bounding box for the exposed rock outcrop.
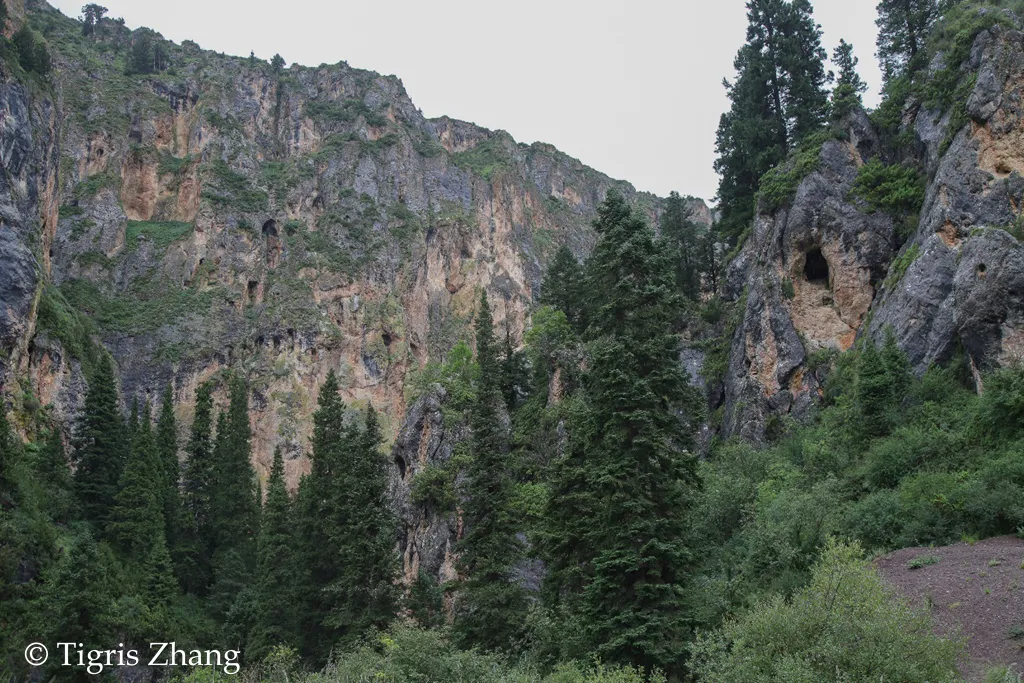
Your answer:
[867,23,1024,377]
[721,112,896,441]
[721,19,1024,442]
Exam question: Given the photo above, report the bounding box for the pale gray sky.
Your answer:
[50,0,882,202]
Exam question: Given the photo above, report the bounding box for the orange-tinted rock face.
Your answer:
[5,9,708,496]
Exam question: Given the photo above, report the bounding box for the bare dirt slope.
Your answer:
[876,536,1024,682]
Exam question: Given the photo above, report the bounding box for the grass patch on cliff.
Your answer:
[125,220,193,251]
[74,170,119,198]
[884,243,921,288]
[35,284,106,377]
[452,136,513,181]
[305,98,388,127]
[60,277,219,334]
[202,159,269,214]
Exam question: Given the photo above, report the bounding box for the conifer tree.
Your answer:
[831,39,868,117]
[110,402,163,558]
[155,385,181,564]
[0,406,21,510]
[407,571,445,629]
[179,381,216,594]
[212,376,258,551]
[248,447,297,661]
[453,291,527,651]
[73,353,125,531]
[714,0,831,242]
[33,425,74,523]
[144,528,177,609]
[81,3,107,37]
[296,370,346,661]
[876,0,937,81]
[541,244,585,331]
[33,533,119,676]
[323,405,399,646]
[500,327,530,410]
[660,191,701,300]
[542,191,702,676]
[855,340,891,439]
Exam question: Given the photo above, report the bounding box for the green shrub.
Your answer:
[308,624,657,683]
[850,158,925,216]
[202,159,269,213]
[452,137,513,181]
[756,132,833,213]
[781,277,795,300]
[884,244,921,287]
[125,220,193,250]
[409,465,457,512]
[691,539,963,683]
[907,554,940,569]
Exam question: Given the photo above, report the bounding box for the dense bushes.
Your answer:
[691,338,1024,625]
[691,539,963,683]
[303,626,660,683]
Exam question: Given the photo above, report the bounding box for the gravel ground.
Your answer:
[875,535,1024,682]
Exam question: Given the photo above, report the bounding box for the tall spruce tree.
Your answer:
[714,0,831,242]
[110,402,163,558]
[660,191,701,300]
[831,39,868,117]
[179,381,216,594]
[212,376,258,551]
[33,425,74,523]
[72,353,125,532]
[154,385,181,566]
[143,527,177,609]
[297,369,347,662]
[542,191,702,676]
[876,0,937,81]
[323,405,399,646]
[248,447,297,661]
[541,244,585,331]
[453,291,527,652]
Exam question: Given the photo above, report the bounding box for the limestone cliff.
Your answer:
[719,15,1024,442]
[0,3,710,582]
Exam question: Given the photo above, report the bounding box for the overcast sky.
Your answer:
[50,0,882,202]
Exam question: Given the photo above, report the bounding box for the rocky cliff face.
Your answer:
[0,3,710,583]
[719,18,1024,442]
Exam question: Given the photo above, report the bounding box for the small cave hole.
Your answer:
[803,247,830,285]
[382,331,393,347]
[256,335,265,347]
[247,280,258,300]
[48,249,54,258]
[395,456,407,479]
[977,263,988,277]
[262,219,278,237]
[96,147,104,158]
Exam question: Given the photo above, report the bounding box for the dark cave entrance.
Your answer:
[804,247,830,285]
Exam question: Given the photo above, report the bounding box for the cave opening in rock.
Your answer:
[804,247,830,285]
[395,457,407,479]
[247,280,258,301]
